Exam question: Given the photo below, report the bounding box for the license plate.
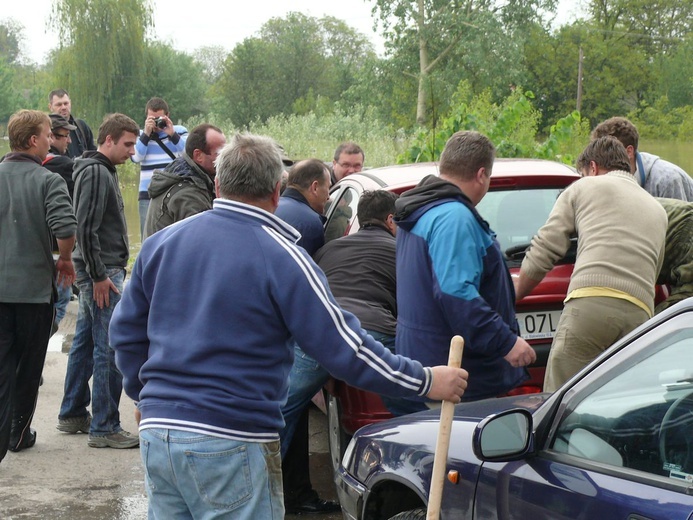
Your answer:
[517,310,561,340]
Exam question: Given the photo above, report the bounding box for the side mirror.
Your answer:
[472,408,533,461]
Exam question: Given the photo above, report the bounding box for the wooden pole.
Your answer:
[426,335,465,520]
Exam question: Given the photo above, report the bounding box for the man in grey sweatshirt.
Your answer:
[0,110,76,460]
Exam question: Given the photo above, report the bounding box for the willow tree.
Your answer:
[50,0,152,124]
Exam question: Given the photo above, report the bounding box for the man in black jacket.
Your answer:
[57,113,141,450]
[43,114,76,197]
[48,89,96,159]
[43,114,78,328]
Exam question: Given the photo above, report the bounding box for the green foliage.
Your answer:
[50,0,153,123]
[656,36,693,109]
[0,57,21,122]
[215,12,375,127]
[628,98,693,141]
[249,105,409,167]
[0,19,23,65]
[182,106,410,167]
[369,0,558,124]
[401,83,589,164]
[122,41,207,122]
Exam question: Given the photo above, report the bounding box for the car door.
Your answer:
[324,184,362,243]
[473,311,693,520]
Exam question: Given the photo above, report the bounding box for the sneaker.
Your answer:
[57,414,92,434]
[88,430,139,449]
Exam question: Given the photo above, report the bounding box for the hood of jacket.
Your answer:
[148,154,213,199]
[394,174,489,233]
[72,151,115,182]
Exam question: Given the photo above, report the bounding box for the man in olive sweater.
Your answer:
[516,137,667,392]
[0,110,77,460]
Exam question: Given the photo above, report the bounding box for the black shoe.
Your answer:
[285,497,341,515]
[8,428,37,452]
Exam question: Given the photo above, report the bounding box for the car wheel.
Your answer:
[325,390,352,473]
[388,508,426,519]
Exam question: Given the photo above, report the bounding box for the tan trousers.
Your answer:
[543,296,649,393]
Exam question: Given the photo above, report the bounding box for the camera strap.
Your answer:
[150,133,177,161]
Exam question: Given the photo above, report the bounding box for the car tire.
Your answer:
[325,390,352,473]
[388,508,426,519]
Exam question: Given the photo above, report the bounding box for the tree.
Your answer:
[370,0,558,125]
[124,42,207,122]
[0,19,23,65]
[193,45,228,84]
[50,0,152,123]
[588,0,693,56]
[215,13,375,127]
[0,57,21,121]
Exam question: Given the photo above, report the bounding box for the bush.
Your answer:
[183,106,411,167]
[400,82,590,165]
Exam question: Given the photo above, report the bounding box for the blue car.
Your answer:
[336,299,693,519]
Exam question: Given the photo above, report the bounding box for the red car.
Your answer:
[321,159,582,470]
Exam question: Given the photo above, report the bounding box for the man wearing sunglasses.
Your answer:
[43,114,78,330]
[43,114,77,197]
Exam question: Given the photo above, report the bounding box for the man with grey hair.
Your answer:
[110,133,469,519]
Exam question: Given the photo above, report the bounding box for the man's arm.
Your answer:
[515,271,542,302]
[272,239,466,402]
[73,165,108,281]
[56,236,76,287]
[518,188,576,296]
[131,130,148,164]
[45,171,78,288]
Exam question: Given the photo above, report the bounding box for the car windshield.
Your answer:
[477,188,565,255]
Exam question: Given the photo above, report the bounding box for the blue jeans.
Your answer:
[59,267,125,435]
[279,344,329,458]
[139,198,149,239]
[140,428,284,519]
[54,281,72,327]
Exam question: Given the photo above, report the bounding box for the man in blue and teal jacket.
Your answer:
[393,131,536,411]
[109,133,468,520]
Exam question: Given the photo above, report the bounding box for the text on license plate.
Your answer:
[517,310,561,340]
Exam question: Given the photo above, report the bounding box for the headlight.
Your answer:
[342,436,356,469]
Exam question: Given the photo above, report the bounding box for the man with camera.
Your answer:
[132,97,188,237]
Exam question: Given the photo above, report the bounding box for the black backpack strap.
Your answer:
[150,133,177,161]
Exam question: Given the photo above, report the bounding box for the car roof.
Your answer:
[342,159,580,192]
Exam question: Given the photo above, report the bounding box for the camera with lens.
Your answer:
[154,117,167,130]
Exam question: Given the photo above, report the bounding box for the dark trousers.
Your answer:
[282,407,317,507]
[0,302,53,462]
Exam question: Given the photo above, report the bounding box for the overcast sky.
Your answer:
[5,0,583,65]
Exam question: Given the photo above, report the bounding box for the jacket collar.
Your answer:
[212,199,301,243]
[3,152,42,165]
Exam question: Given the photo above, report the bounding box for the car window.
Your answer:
[324,187,359,243]
[551,321,693,482]
[478,188,564,254]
